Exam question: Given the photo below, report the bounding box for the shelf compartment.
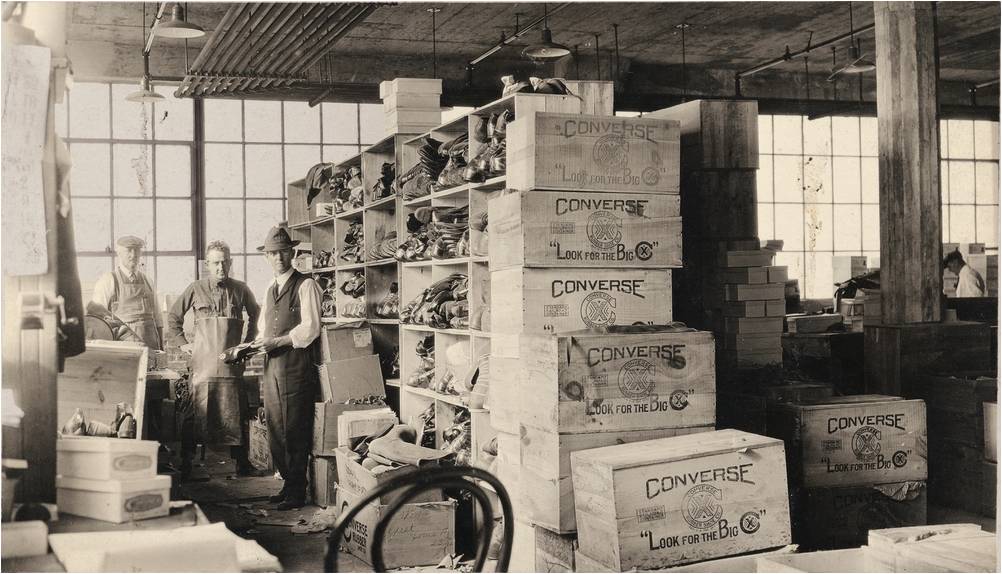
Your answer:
[403,385,468,409]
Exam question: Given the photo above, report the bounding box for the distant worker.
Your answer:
[944,249,986,297]
[91,235,162,349]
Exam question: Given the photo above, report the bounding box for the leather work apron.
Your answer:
[191,317,247,446]
[111,269,161,350]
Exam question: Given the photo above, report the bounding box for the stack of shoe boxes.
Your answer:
[379,78,443,136]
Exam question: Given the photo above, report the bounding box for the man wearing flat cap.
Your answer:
[91,235,162,350]
[251,226,322,509]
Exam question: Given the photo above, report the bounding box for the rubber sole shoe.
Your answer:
[277,499,305,511]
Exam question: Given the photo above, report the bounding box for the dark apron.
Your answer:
[111,269,161,350]
[191,317,247,446]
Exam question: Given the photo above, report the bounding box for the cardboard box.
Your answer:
[793,481,927,550]
[320,322,374,363]
[489,191,682,270]
[56,437,158,481]
[334,447,442,505]
[490,330,715,434]
[249,419,273,471]
[336,487,455,569]
[719,250,774,268]
[385,108,442,128]
[313,403,384,456]
[986,402,998,462]
[312,455,337,507]
[56,475,171,523]
[723,283,785,302]
[490,267,672,334]
[382,92,442,112]
[719,267,768,285]
[336,408,397,449]
[717,348,783,368]
[767,266,789,283]
[768,395,928,488]
[518,424,713,532]
[318,354,385,403]
[721,317,783,334]
[507,112,681,194]
[571,429,791,571]
[718,333,781,352]
[378,78,442,99]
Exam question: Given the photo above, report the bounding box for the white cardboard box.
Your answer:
[56,436,159,481]
[56,474,171,523]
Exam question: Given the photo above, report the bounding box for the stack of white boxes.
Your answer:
[488,108,718,572]
[55,437,171,523]
[378,78,443,135]
[712,241,787,368]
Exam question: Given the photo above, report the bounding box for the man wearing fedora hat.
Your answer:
[91,235,162,350]
[251,226,322,510]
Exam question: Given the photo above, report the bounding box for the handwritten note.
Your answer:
[2,43,51,276]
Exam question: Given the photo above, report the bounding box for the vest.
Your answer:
[264,270,319,381]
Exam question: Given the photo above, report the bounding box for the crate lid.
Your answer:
[572,429,781,470]
[791,394,906,408]
[56,474,170,493]
[57,436,159,453]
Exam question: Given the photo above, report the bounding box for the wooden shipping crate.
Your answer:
[717,348,783,368]
[645,100,758,170]
[490,267,672,334]
[721,317,783,334]
[571,429,791,571]
[509,519,537,573]
[575,545,797,573]
[335,487,455,569]
[719,267,768,285]
[926,438,989,514]
[982,460,996,517]
[382,92,442,112]
[786,313,843,334]
[533,525,576,573]
[908,373,996,448]
[986,402,998,462]
[333,447,442,505]
[768,266,789,283]
[723,283,785,302]
[768,395,928,488]
[58,340,148,440]
[717,333,781,352]
[378,77,443,98]
[311,455,337,507]
[792,481,926,551]
[506,112,681,194]
[320,321,373,363]
[385,108,442,127]
[716,383,834,435]
[490,329,715,434]
[867,524,997,572]
[518,424,713,532]
[719,250,775,268]
[723,299,785,318]
[757,548,875,573]
[488,190,682,270]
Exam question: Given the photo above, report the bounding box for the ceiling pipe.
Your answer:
[144,1,171,55]
[734,22,875,96]
[468,3,571,66]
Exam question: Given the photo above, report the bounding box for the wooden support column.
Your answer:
[874,1,942,324]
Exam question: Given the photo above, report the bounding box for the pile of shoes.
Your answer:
[61,403,137,438]
[374,282,399,318]
[380,346,400,380]
[400,137,446,200]
[367,230,398,261]
[395,210,432,262]
[339,270,365,306]
[407,334,435,389]
[470,210,488,257]
[318,275,337,318]
[441,410,471,466]
[332,166,364,213]
[370,162,396,202]
[314,249,335,269]
[430,205,470,259]
[416,404,436,449]
[345,419,453,471]
[501,75,579,98]
[465,110,510,183]
[305,162,337,207]
[433,133,470,192]
[339,221,364,264]
[399,274,468,329]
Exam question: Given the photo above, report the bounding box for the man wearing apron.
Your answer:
[165,240,261,478]
[252,226,322,510]
[91,235,162,350]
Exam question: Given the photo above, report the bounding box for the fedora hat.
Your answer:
[257,226,300,252]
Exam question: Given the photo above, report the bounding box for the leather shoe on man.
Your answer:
[277,498,305,511]
[268,490,287,503]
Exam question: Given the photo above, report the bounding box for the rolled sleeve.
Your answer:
[90,272,115,309]
[243,284,261,343]
[164,287,194,348]
[289,278,322,348]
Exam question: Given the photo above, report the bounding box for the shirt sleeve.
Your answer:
[91,272,115,309]
[289,277,322,348]
[958,266,986,297]
[243,284,261,343]
[257,285,270,340]
[165,285,194,348]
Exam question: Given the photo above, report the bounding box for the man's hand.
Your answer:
[251,336,289,353]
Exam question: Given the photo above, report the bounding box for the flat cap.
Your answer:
[116,235,146,249]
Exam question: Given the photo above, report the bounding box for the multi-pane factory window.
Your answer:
[757,114,999,299]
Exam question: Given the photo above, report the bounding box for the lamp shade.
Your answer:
[125,77,165,103]
[522,28,571,62]
[158,4,205,39]
[842,56,876,74]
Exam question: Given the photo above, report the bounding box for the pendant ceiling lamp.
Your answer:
[827,2,875,81]
[126,5,164,103]
[158,3,205,39]
[522,4,570,62]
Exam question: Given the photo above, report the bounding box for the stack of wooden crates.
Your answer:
[487,106,719,572]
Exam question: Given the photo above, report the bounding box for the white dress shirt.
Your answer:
[957,264,987,297]
[257,268,322,348]
[90,264,162,327]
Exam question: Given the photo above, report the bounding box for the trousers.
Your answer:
[261,351,316,499]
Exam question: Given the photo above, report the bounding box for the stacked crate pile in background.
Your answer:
[908,373,997,518]
[768,395,929,550]
[379,78,443,136]
[489,107,722,572]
